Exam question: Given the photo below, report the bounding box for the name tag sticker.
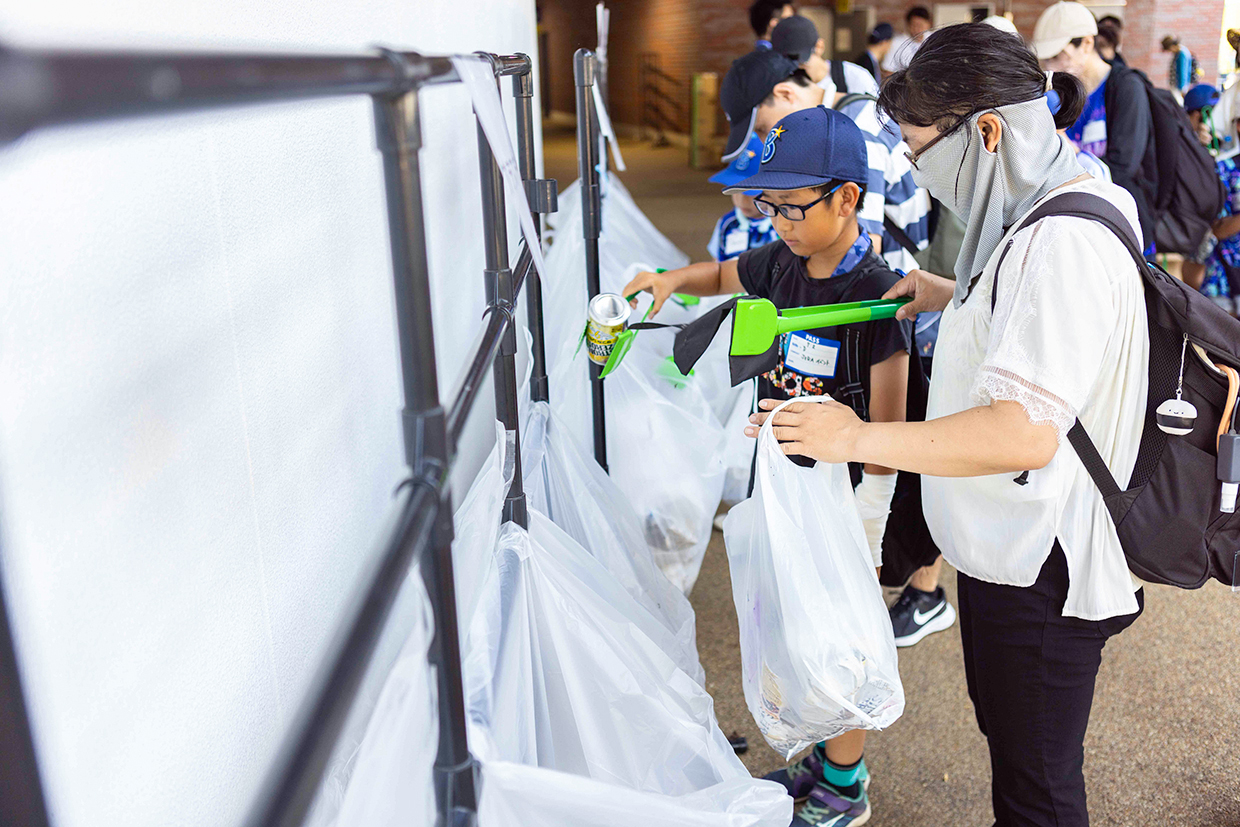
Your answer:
[1081,119,1106,146]
[785,331,840,378]
[724,229,749,255]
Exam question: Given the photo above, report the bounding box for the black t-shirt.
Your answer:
[736,239,912,413]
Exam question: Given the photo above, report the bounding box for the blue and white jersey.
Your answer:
[707,208,778,262]
[837,96,931,273]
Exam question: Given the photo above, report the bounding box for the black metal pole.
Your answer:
[0,45,459,145]
[0,563,51,827]
[573,48,608,472]
[512,65,554,406]
[372,84,476,827]
[475,82,529,529]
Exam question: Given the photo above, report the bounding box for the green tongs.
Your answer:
[729,296,911,356]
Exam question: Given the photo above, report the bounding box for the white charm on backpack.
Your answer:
[1156,333,1198,436]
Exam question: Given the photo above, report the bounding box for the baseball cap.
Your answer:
[868,22,894,44]
[720,49,800,162]
[723,105,868,194]
[771,15,820,64]
[1184,83,1220,113]
[708,133,764,195]
[1032,2,1098,61]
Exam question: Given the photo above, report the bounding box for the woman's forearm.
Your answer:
[853,401,1059,477]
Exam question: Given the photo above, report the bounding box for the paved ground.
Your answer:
[542,125,1240,826]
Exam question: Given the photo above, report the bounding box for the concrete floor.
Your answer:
[542,124,1240,826]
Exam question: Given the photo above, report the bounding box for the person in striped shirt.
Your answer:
[706,134,780,261]
[720,48,931,273]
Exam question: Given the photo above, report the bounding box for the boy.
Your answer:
[771,15,879,99]
[622,106,909,827]
[707,133,779,261]
[720,49,929,274]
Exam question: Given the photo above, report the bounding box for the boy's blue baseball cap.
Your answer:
[708,133,764,195]
[1184,83,1220,113]
[723,105,868,194]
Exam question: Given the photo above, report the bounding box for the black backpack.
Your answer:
[1112,66,1226,254]
[993,192,1240,589]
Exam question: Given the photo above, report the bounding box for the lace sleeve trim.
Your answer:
[970,365,1076,439]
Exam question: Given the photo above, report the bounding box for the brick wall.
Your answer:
[539,0,1229,129]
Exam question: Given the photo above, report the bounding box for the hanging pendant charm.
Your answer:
[1157,333,1198,436]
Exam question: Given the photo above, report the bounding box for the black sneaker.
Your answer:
[889,585,956,648]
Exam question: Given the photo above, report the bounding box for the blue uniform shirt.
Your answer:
[707,208,778,261]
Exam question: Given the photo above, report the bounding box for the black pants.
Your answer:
[957,546,1143,827]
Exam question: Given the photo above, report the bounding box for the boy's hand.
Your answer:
[620,270,677,318]
[882,269,954,320]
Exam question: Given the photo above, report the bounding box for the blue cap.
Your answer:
[723,106,869,194]
[708,134,764,195]
[1184,83,1220,113]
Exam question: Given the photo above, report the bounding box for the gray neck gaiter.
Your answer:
[909,97,1084,305]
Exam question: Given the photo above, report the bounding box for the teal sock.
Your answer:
[822,755,863,797]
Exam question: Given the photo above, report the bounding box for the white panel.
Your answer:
[0,1,540,826]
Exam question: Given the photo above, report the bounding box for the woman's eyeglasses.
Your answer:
[753,183,844,221]
[904,118,968,169]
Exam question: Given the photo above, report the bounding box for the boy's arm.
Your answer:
[855,348,908,566]
[620,259,743,317]
[863,349,908,476]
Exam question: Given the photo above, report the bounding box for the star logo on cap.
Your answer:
[761,125,785,164]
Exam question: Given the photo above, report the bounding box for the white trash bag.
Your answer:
[521,400,702,684]
[467,512,746,795]
[604,342,725,594]
[721,398,904,759]
[478,760,791,827]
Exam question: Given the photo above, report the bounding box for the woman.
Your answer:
[749,24,1148,827]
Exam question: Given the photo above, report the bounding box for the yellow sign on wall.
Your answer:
[836,0,853,14]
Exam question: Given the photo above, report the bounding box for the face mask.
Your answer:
[910,98,1084,303]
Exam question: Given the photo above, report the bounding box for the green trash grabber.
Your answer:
[729,296,911,357]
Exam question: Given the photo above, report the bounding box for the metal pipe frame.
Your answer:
[573,48,608,472]
[0,41,546,827]
[512,69,554,406]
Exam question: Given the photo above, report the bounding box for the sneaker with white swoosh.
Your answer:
[888,585,956,648]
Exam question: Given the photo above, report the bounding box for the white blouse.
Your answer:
[922,178,1149,621]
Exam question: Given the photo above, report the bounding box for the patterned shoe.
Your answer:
[763,744,826,801]
[765,748,872,801]
[791,780,871,827]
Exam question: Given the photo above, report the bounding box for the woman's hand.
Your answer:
[882,269,955,320]
[619,270,679,318]
[744,398,864,464]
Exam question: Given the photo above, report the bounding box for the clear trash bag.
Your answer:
[466,511,746,794]
[478,760,791,827]
[542,179,724,593]
[721,398,905,759]
[603,342,726,594]
[308,571,438,827]
[521,400,702,684]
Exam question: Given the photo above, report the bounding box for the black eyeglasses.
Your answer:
[753,183,844,221]
[903,117,968,169]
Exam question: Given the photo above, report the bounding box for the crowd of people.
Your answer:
[621,3,1239,826]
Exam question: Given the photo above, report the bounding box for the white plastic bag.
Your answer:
[310,574,438,827]
[721,398,904,759]
[720,382,757,506]
[466,512,746,794]
[521,400,702,684]
[603,343,726,593]
[478,760,791,827]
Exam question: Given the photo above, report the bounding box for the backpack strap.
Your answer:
[986,191,1146,519]
[882,215,921,257]
[830,57,848,95]
[833,91,877,111]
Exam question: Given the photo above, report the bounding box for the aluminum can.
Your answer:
[586,293,631,365]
